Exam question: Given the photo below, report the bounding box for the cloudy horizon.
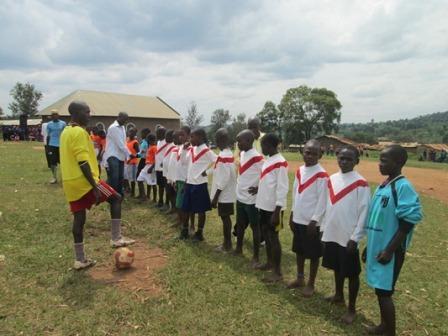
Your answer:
[1,0,447,124]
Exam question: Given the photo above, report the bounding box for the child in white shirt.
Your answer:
[155,127,168,208]
[210,128,237,252]
[288,140,328,297]
[254,133,289,283]
[321,145,370,324]
[162,130,177,213]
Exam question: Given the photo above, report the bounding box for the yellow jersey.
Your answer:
[60,125,99,202]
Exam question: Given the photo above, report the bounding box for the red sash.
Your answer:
[260,161,288,179]
[156,142,168,155]
[239,155,264,175]
[328,179,368,204]
[214,157,234,168]
[192,148,210,163]
[164,145,176,157]
[296,169,328,194]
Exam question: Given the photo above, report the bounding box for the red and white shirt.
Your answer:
[175,144,191,182]
[210,148,237,203]
[236,148,264,205]
[255,153,289,212]
[292,164,328,226]
[155,139,168,172]
[321,171,371,247]
[162,142,177,177]
[186,144,217,185]
[166,145,179,183]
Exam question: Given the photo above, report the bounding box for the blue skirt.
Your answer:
[181,183,211,214]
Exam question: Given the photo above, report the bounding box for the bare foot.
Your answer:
[253,263,273,271]
[341,310,356,324]
[366,324,387,335]
[286,278,305,289]
[325,295,345,305]
[262,273,283,283]
[302,285,315,297]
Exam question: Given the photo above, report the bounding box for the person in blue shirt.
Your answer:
[46,111,67,184]
[364,145,422,336]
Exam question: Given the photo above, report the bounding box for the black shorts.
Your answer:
[156,171,166,187]
[218,202,234,217]
[292,223,322,259]
[322,241,361,278]
[136,158,146,177]
[46,146,60,166]
[375,248,406,297]
[259,209,283,232]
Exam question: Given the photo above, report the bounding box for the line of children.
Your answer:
[125,128,140,197]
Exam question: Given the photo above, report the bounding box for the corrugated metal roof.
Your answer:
[418,144,448,151]
[0,119,42,126]
[316,135,358,146]
[38,90,180,119]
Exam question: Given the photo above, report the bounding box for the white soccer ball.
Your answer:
[114,247,135,269]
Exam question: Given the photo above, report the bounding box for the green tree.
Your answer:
[257,101,283,136]
[183,101,203,129]
[442,133,448,144]
[9,82,43,117]
[0,105,3,117]
[209,109,231,139]
[279,85,342,143]
[229,113,246,142]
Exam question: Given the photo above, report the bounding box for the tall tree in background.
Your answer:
[229,113,247,141]
[0,105,3,117]
[279,85,341,143]
[209,109,231,140]
[9,82,43,117]
[184,101,203,129]
[257,101,283,136]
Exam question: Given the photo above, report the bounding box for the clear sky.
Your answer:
[0,0,447,123]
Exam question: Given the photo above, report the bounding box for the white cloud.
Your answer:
[0,0,447,123]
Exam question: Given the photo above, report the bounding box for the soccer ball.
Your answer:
[114,247,135,269]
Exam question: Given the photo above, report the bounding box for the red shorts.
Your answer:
[69,180,118,213]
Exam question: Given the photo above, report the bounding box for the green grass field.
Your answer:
[1,142,447,335]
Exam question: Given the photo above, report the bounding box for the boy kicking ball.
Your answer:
[321,145,370,323]
[365,145,422,336]
[60,101,135,270]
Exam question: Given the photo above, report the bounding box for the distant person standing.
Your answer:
[247,116,265,154]
[104,112,130,196]
[46,110,66,184]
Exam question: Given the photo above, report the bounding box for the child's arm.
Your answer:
[290,175,298,231]
[348,185,370,252]
[310,176,328,225]
[271,163,289,227]
[377,182,422,264]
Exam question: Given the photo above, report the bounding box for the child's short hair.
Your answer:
[141,128,151,139]
[338,144,360,159]
[191,127,207,142]
[146,133,157,143]
[261,133,280,148]
[98,130,106,138]
[181,125,191,135]
[386,144,408,166]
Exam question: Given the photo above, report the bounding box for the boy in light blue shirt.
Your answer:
[365,145,422,336]
[46,111,66,183]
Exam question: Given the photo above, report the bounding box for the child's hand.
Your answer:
[307,220,317,239]
[248,186,258,195]
[270,211,280,228]
[376,250,393,265]
[361,247,367,263]
[211,196,218,209]
[201,171,207,177]
[93,186,101,205]
[346,240,357,254]
[147,167,153,173]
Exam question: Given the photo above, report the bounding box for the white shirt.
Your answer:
[321,171,371,247]
[175,145,191,182]
[155,139,168,172]
[236,148,264,205]
[41,122,48,141]
[104,120,129,162]
[255,153,289,212]
[166,146,179,183]
[210,148,237,203]
[291,164,328,226]
[162,143,177,177]
[186,144,217,185]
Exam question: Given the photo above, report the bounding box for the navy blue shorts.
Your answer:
[181,183,211,214]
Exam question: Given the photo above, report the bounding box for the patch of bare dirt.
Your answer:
[89,241,167,298]
[289,158,448,204]
[32,146,45,151]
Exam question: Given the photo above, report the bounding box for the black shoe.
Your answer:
[179,228,189,240]
[192,231,204,242]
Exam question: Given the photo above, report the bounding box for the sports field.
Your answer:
[0,141,447,335]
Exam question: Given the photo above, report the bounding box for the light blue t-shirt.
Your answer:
[46,120,66,147]
[366,176,422,290]
[140,139,148,158]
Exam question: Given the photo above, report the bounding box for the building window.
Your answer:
[96,122,106,131]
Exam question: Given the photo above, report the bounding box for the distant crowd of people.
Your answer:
[41,100,422,336]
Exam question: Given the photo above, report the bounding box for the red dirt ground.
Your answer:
[89,241,167,298]
[289,158,448,204]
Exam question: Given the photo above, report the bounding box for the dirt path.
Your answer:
[289,159,448,204]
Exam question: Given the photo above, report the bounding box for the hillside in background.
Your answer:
[339,111,448,144]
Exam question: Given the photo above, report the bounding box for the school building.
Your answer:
[38,90,181,133]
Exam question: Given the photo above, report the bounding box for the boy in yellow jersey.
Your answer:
[60,101,135,270]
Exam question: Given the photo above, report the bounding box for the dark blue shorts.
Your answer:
[181,183,211,214]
